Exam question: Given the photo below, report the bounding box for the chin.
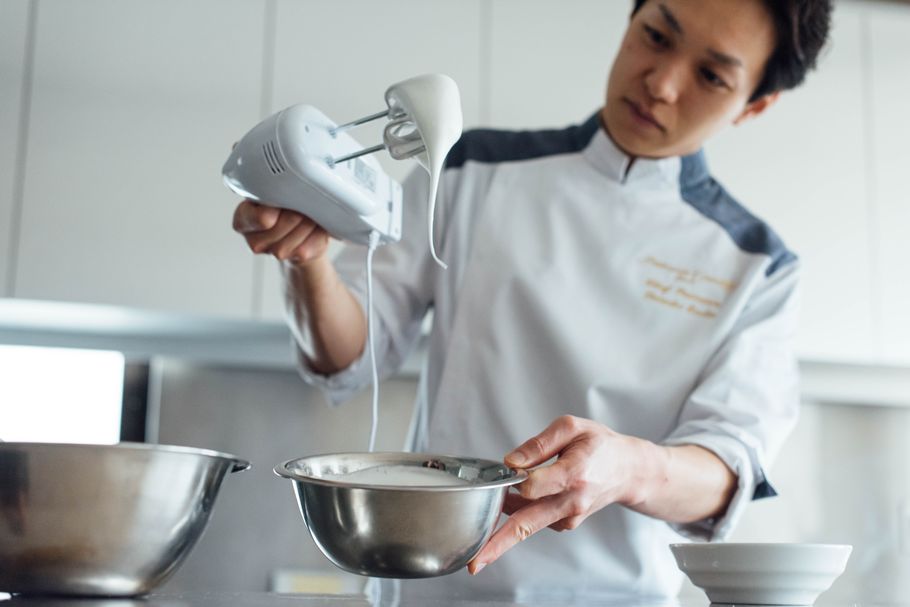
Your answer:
[602,105,665,158]
[609,122,696,159]
[610,129,667,159]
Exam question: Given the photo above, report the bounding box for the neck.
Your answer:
[598,109,638,178]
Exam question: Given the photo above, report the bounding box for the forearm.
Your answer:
[283,256,367,375]
[623,439,737,524]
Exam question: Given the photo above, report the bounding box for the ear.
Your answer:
[733,91,781,126]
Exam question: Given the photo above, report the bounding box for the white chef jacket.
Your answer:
[286,112,801,602]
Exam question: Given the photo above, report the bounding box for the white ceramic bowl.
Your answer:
[670,542,852,605]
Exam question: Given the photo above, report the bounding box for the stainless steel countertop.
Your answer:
[0,592,691,607]
[0,592,895,607]
[0,594,370,607]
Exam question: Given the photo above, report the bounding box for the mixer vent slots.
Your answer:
[262,141,286,175]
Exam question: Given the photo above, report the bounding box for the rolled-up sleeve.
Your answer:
[283,168,436,407]
[663,261,802,541]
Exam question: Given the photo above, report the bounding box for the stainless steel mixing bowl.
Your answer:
[274,452,527,578]
[0,441,250,596]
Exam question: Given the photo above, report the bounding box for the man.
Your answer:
[233,0,832,600]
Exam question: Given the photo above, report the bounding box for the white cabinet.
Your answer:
[14,0,264,318]
[869,4,910,363]
[258,0,485,320]
[488,0,631,129]
[0,0,31,298]
[706,4,875,362]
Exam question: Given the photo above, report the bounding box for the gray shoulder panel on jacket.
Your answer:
[679,150,797,276]
[445,113,601,169]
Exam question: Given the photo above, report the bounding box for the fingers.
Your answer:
[272,222,330,263]
[502,490,532,516]
[516,451,586,501]
[505,415,590,469]
[468,418,629,574]
[468,493,572,574]
[233,199,281,234]
[469,417,627,574]
[232,199,329,264]
[245,210,307,254]
[503,493,568,531]
[549,514,587,532]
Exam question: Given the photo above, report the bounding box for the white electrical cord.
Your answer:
[366,230,382,452]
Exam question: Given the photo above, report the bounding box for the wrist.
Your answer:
[285,250,330,273]
[619,437,671,510]
[284,254,334,292]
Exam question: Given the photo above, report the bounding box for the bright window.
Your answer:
[0,345,125,444]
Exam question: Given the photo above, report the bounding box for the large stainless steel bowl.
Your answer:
[274,452,527,579]
[0,441,249,596]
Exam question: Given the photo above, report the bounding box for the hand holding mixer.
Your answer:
[222,74,463,451]
[222,73,463,265]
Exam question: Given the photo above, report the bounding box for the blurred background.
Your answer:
[1,0,909,601]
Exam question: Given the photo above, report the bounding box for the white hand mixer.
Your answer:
[222,73,463,265]
[222,74,463,451]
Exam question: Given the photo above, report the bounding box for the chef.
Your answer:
[232,0,833,601]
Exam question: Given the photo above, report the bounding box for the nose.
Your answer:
[644,61,684,104]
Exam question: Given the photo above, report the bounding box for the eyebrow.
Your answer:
[658,3,683,34]
[658,3,745,69]
[708,49,744,68]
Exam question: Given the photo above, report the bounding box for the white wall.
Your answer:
[0,0,31,297]
[868,4,910,363]
[13,0,262,318]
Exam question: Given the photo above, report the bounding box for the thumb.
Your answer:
[505,415,588,469]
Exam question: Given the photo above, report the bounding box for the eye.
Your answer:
[643,24,669,49]
[700,67,729,89]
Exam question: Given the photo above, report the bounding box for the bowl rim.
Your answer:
[274,451,529,491]
[0,440,251,472]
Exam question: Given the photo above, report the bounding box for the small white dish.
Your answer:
[670,542,852,605]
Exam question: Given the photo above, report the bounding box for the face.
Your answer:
[602,0,778,158]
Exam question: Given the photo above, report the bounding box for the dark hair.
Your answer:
[630,0,833,101]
